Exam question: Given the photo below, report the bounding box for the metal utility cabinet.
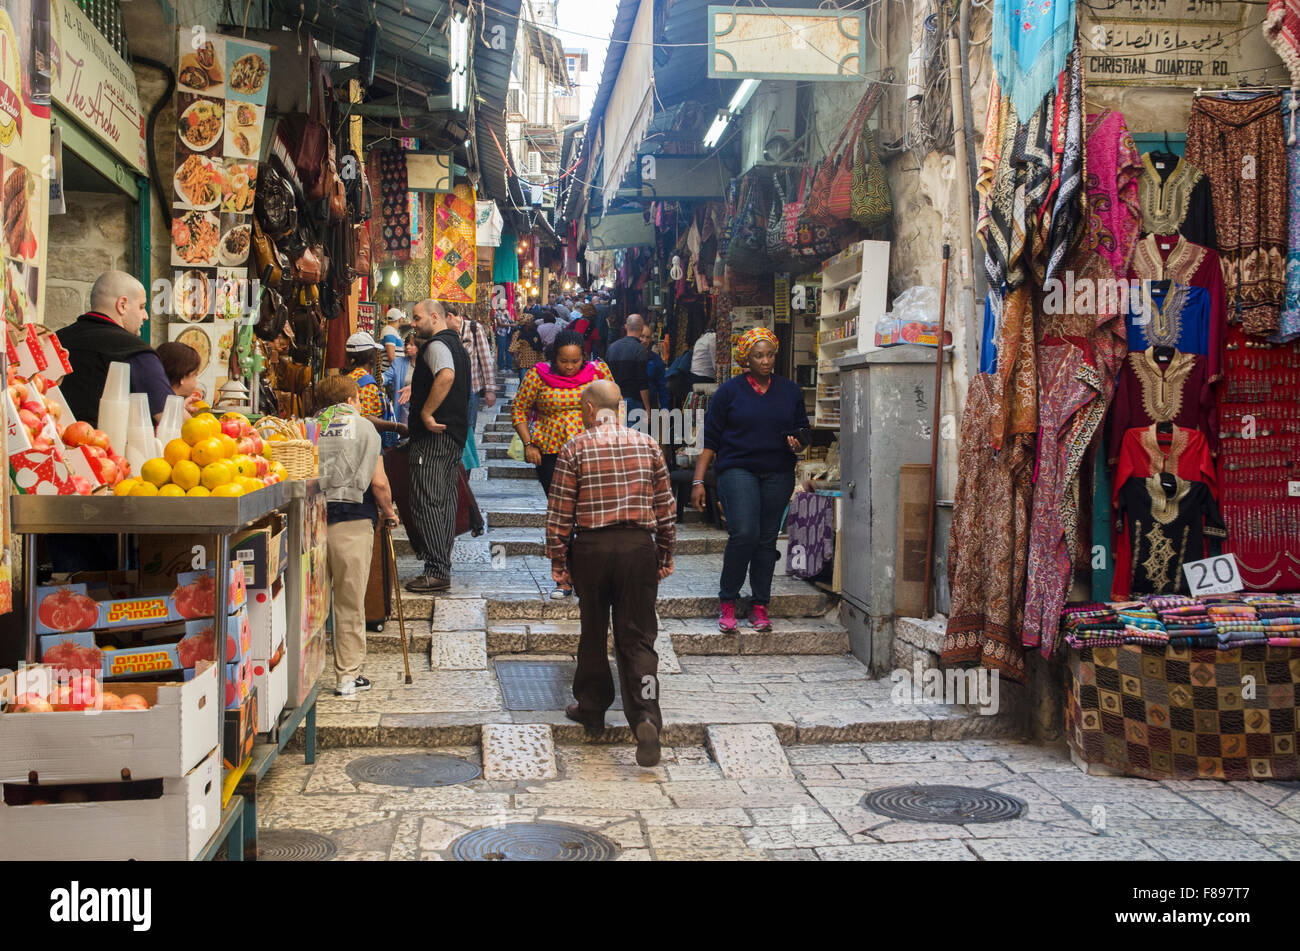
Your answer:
[833,345,949,672]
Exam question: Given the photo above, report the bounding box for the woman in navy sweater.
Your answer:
[691,328,809,632]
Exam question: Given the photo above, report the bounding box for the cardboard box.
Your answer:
[222,686,257,771]
[292,629,327,708]
[0,663,219,783]
[177,605,251,668]
[247,578,287,660]
[185,654,252,709]
[34,565,247,636]
[251,652,288,734]
[233,514,288,589]
[0,747,221,860]
[894,464,932,618]
[873,318,953,349]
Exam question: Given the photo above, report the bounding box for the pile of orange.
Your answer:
[113,412,287,498]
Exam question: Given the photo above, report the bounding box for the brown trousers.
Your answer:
[569,527,662,730]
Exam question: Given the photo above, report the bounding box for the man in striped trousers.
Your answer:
[404,298,471,594]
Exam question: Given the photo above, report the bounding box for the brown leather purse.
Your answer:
[291,244,322,285]
[252,220,286,288]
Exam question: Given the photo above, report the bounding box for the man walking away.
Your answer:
[380,308,405,373]
[315,375,400,696]
[546,379,676,767]
[605,313,653,421]
[448,307,497,433]
[405,298,471,594]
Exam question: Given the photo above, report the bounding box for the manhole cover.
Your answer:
[862,785,1027,824]
[346,753,481,787]
[258,829,339,861]
[495,660,620,711]
[449,823,618,861]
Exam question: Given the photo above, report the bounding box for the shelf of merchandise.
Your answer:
[815,239,890,429]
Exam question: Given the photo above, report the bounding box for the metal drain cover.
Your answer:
[495,660,620,711]
[863,785,1027,824]
[449,823,618,861]
[258,829,339,861]
[346,753,481,787]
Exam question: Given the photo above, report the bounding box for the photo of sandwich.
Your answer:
[178,39,224,94]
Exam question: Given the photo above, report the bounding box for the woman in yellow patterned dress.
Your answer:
[511,328,612,495]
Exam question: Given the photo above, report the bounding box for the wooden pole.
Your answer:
[922,245,950,619]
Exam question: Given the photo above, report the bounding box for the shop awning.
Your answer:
[600,0,656,199]
[523,22,571,91]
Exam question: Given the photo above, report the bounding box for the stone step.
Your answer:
[487,461,542,479]
[294,653,1017,751]
[480,505,709,527]
[485,618,849,656]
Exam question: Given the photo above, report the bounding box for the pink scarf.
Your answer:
[533,361,599,389]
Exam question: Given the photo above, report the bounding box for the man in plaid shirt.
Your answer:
[448,307,496,433]
[546,379,676,767]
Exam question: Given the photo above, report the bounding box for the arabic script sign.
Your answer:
[1082,1,1285,85]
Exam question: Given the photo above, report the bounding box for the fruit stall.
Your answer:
[0,325,327,860]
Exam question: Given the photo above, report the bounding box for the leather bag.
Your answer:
[255,164,297,239]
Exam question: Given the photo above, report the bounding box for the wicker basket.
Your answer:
[256,417,318,480]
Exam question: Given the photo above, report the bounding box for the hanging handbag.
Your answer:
[355,220,372,276]
[791,170,840,259]
[851,127,892,228]
[726,172,771,275]
[824,83,886,222]
[251,219,287,288]
[765,171,791,265]
[255,164,297,239]
[291,243,322,285]
[785,167,809,246]
[254,285,289,341]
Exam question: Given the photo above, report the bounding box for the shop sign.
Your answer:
[168,28,271,323]
[708,6,867,81]
[48,0,146,173]
[1082,0,1285,85]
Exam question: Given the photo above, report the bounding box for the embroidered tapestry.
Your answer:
[430,183,477,305]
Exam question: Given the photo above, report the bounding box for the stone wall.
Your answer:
[44,192,135,332]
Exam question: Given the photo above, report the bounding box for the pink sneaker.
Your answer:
[718,601,738,632]
[750,604,772,632]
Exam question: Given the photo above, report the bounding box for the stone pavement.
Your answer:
[258,739,1300,860]
[261,374,1300,859]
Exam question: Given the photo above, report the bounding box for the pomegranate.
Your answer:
[99,692,123,711]
[88,429,111,450]
[37,588,100,632]
[119,694,149,710]
[61,420,93,446]
[12,691,52,713]
[173,573,216,619]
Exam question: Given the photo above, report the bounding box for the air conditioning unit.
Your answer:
[527,151,542,176]
[741,84,798,174]
[507,88,525,117]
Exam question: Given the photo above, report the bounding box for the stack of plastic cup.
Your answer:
[155,395,186,447]
[125,393,161,475]
[97,362,131,455]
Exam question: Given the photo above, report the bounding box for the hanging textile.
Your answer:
[1278,93,1300,342]
[1106,349,1217,463]
[1081,110,1142,279]
[430,183,478,305]
[1265,0,1300,85]
[990,0,1075,120]
[1129,234,1226,379]
[942,374,1032,683]
[1113,476,1225,598]
[1185,93,1287,337]
[476,200,504,248]
[404,195,434,299]
[1044,49,1084,286]
[1137,152,1217,249]
[494,230,520,285]
[373,148,411,262]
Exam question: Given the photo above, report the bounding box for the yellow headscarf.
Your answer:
[736,327,779,365]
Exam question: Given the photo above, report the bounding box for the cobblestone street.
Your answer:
[260,385,1300,860]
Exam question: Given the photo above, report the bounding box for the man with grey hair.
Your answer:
[545,378,676,767]
[403,298,471,593]
[59,270,173,427]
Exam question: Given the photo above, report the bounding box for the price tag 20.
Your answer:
[1182,553,1242,596]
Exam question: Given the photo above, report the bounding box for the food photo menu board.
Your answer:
[170,31,269,324]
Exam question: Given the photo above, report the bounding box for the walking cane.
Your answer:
[384,522,414,685]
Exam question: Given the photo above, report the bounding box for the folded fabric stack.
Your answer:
[1061,603,1124,648]
[1115,606,1168,646]
[1243,596,1300,646]
[1148,596,1217,648]
[1060,595,1300,651]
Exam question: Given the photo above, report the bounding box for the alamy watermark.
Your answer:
[890,661,1000,715]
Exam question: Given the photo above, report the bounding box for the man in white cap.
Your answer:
[379,307,406,373]
[342,330,405,442]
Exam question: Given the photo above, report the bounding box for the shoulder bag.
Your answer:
[851,126,892,228]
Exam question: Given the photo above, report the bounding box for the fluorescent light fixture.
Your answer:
[450,13,469,112]
[702,79,759,149]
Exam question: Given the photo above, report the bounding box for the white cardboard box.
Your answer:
[0,662,219,783]
[246,579,287,660]
[0,747,221,860]
[251,652,287,734]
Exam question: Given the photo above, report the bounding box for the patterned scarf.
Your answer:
[991,0,1076,119]
[373,149,411,262]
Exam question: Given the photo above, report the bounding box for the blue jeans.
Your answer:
[715,467,795,605]
[496,332,513,372]
[467,391,481,433]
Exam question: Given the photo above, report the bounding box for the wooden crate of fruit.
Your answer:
[0,662,219,783]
